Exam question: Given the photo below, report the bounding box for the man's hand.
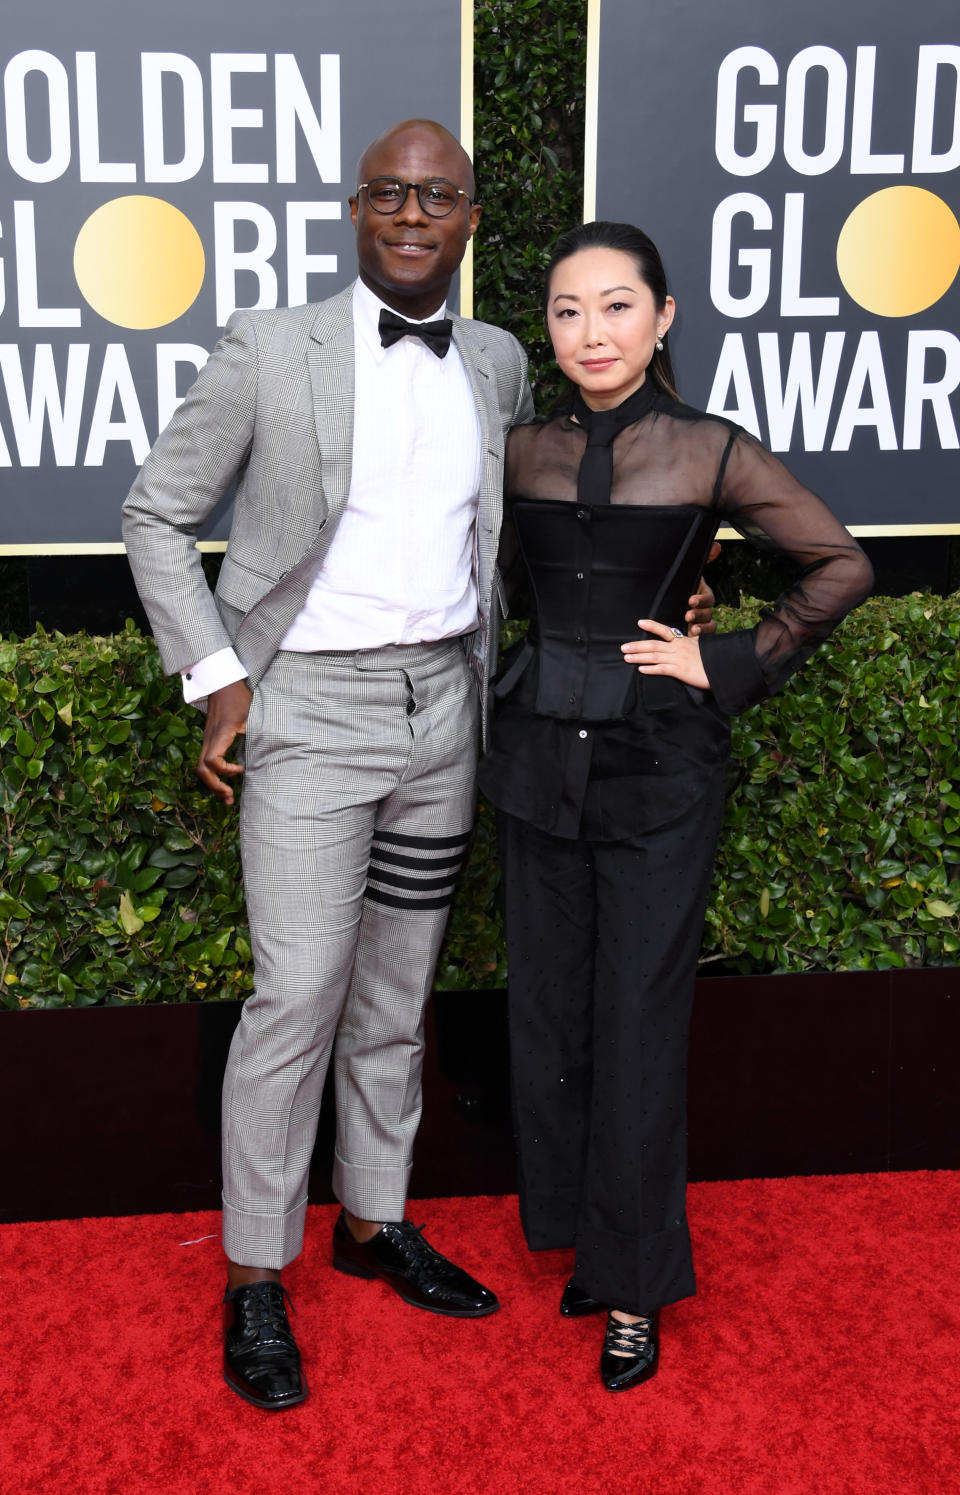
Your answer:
[685,539,722,636]
[196,679,253,806]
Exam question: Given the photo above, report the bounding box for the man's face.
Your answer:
[349,124,481,319]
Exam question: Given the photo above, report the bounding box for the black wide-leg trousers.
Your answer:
[498,774,727,1314]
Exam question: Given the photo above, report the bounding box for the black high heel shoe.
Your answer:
[559,1278,606,1317]
[600,1310,660,1391]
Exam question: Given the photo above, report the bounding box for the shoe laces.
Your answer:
[605,1313,653,1356]
[231,1281,296,1340]
[389,1221,456,1277]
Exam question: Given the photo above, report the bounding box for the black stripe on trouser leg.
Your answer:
[369,849,467,871]
[364,890,457,911]
[374,830,471,850]
[368,870,462,891]
[365,831,468,911]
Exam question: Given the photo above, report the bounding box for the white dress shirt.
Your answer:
[182,281,483,703]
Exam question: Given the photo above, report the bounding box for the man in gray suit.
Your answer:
[123,119,532,1411]
[124,118,714,1410]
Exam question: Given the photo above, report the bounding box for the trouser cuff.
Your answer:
[574,1215,696,1315]
[332,1150,413,1222]
[222,1193,308,1271]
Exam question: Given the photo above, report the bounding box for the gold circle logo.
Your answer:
[836,187,960,318]
[73,196,205,330]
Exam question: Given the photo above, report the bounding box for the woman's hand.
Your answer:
[622,619,710,689]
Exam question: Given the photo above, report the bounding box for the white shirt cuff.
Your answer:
[181,647,248,703]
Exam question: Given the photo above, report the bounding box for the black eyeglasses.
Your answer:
[357,177,472,219]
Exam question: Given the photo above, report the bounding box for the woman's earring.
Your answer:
[656,335,664,351]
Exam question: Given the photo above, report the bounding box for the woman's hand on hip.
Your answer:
[622,619,710,690]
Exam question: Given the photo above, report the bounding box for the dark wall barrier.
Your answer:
[2,968,957,1223]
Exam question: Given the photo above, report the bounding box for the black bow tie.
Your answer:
[378,307,453,359]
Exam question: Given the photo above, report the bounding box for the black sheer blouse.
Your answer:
[501,388,873,711]
[478,387,874,841]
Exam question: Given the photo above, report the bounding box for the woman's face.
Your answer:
[546,247,675,409]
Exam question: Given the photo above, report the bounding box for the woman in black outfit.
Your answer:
[478,221,873,1392]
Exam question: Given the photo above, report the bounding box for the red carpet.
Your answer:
[3,1174,959,1495]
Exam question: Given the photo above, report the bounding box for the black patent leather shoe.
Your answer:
[223,1281,308,1410]
[600,1310,660,1392]
[560,1277,606,1317]
[332,1211,499,1317]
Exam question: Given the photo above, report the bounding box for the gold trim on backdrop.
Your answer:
[0,541,229,556]
[4,527,958,557]
[459,0,475,317]
[714,526,960,542]
[0,543,129,556]
[845,525,960,538]
[583,0,601,223]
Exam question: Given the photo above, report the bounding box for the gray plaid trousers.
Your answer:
[221,639,479,1268]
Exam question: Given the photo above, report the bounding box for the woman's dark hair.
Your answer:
[544,220,679,399]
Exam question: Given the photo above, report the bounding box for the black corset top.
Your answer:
[509,499,719,721]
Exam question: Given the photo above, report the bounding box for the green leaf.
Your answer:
[117,890,144,936]
[163,828,198,852]
[925,899,956,920]
[147,846,187,869]
[0,892,31,920]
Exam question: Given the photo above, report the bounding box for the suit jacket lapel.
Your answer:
[236,286,357,680]
[451,315,504,614]
[306,284,356,530]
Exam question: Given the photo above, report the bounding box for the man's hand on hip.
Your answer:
[196,679,253,806]
[685,540,722,637]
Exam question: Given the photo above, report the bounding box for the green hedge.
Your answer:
[474,0,586,410]
[1,594,957,1008]
[0,628,249,1008]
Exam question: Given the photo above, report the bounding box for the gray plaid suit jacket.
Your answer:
[122,282,534,741]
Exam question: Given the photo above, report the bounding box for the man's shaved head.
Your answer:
[357,119,475,198]
[349,117,481,319]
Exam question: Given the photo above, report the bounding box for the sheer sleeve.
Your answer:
[698,431,874,714]
[498,424,540,614]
